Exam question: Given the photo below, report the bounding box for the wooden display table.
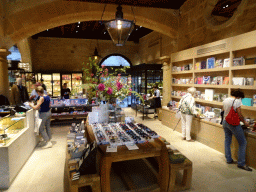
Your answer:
[86,123,170,192]
[64,145,101,192]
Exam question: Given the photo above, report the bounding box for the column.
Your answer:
[162,61,171,106]
[0,49,11,102]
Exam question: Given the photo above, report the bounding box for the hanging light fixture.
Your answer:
[93,47,99,60]
[104,5,135,46]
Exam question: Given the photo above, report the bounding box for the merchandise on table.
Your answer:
[127,122,151,140]
[136,123,159,138]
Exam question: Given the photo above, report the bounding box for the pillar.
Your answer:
[0,49,11,102]
[162,61,171,106]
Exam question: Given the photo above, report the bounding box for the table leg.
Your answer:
[158,148,169,192]
[100,156,112,192]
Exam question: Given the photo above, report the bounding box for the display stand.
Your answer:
[85,121,169,192]
[0,109,38,189]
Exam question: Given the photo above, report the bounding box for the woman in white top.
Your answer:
[222,89,252,171]
[178,87,197,142]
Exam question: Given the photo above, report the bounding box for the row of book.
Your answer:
[195,57,245,70]
[172,64,193,72]
[232,77,254,86]
[171,90,228,102]
[172,78,193,84]
[195,76,229,85]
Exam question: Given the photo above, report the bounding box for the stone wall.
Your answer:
[177,0,256,52]
[138,31,173,64]
[30,37,139,72]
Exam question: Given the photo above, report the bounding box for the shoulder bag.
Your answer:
[225,99,240,126]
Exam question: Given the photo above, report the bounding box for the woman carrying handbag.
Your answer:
[222,89,252,171]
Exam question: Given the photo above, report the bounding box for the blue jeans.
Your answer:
[223,120,247,166]
[39,110,52,142]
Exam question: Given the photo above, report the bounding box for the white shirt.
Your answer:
[223,97,242,118]
[154,89,160,97]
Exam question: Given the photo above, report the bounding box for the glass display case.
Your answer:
[0,116,25,146]
[62,74,71,90]
[42,74,52,96]
[129,64,163,105]
[52,73,61,97]
[72,73,83,95]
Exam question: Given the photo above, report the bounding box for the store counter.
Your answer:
[0,109,38,189]
[161,107,256,169]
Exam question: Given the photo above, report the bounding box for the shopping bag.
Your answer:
[34,110,42,135]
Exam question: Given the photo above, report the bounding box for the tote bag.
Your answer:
[225,99,240,126]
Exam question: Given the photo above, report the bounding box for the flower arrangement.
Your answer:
[82,57,144,103]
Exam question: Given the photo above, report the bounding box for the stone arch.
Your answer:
[3,1,178,48]
[203,0,248,31]
[99,53,133,67]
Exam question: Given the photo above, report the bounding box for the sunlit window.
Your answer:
[7,46,21,61]
[101,56,130,67]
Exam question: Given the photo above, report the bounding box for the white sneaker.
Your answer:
[42,141,52,149]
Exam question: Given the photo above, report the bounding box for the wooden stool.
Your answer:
[168,158,192,192]
[69,173,101,192]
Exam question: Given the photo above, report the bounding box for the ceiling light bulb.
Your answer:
[77,25,79,27]
[117,25,122,29]
[78,21,80,24]
[76,31,78,33]
[226,5,228,7]
[223,6,225,8]
[140,26,142,28]
[47,29,49,31]
[117,20,122,25]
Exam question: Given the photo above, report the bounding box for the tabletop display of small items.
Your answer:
[91,123,159,146]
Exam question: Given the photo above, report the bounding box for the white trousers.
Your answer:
[181,113,193,140]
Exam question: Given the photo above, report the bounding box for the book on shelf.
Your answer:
[194,77,198,84]
[200,61,207,69]
[213,108,222,118]
[195,62,201,70]
[217,76,223,85]
[233,57,245,66]
[246,78,254,85]
[213,94,221,102]
[184,64,190,71]
[205,89,215,101]
[242,98,253,106]
[211,77,217,85]
[203,76,211,85]
[215,59,223,68]
[197,77,203,84]
[232,77,245,86]
[207,57,215,69]
[223,58,230,68]
[205,106,212,113]
[223,77,229,85]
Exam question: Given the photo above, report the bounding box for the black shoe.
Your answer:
[227,160,236,164]
[237,165,252,171]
